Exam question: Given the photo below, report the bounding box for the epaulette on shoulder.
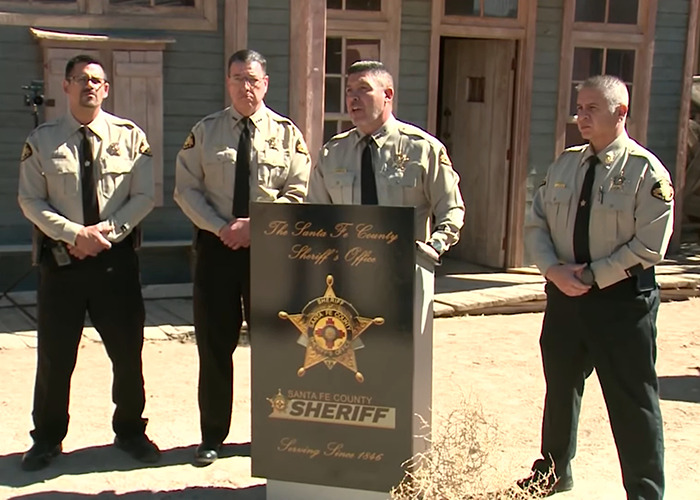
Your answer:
[328,128,355,142]
[29,120,57,138]
[267,108,293,126]
[397,122,432,142]
[563,144,587,153]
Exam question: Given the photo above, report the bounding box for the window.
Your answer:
[0,0,216,29]
[324,37,381,142]
[444,0,518,19]
[327,0,381,11]
[575,0,638,25]
[555,0,657,153]
[566,47,636,147]
[322,0,401,142]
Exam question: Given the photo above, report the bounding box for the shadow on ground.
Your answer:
[0,442,251,489]
[659,375,700,404]
[11,485,265,499]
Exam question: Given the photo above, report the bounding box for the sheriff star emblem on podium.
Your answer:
[279,275,384,383]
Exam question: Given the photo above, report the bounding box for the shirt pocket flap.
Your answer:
[603,191,634,211]
[102,157,132,174]
[46,158,77,175]
[258,149,289,167]
[328,172,355,186]
[548,187,573,204]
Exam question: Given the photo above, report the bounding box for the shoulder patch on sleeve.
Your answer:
[651,179,674,202]
[139,140,152,157]
[21,142,33,161]
[182,132,195,150]
[296,139,309,155]
[438,148,452,166]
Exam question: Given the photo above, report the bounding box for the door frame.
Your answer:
[427,0,538,268]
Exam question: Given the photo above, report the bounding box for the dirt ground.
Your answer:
[1,299,699,500]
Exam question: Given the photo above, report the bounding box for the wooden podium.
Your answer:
[250,203,435,499]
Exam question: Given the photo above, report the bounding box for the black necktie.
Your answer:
[573,155,599,264]
[80,126,100,225]
[361,137,378,205]
[233,117,251,217]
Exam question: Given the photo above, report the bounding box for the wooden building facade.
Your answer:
[0,0,696,290]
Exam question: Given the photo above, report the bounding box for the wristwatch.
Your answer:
[580,264,596,286]
[428,239,444,256]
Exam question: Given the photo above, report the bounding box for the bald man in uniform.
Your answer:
[308,60,464,259]
[174,49,310,465]
[18,54,159,471]
[519,75,673,498]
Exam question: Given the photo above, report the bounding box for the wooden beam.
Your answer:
[505,0,538,268]
[289,0,326,164]
[223,0,248,106]
[427,0,442,134]
[672,0,700,251]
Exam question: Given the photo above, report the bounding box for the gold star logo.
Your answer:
[279,275,384,383]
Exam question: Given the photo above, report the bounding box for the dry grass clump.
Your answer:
[390,397,550,500]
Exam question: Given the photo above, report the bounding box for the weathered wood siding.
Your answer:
[398,0,431,129]
[647,0,689,173]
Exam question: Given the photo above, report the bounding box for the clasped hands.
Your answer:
[219,218,250,250]
[545,263,591,297]
[68,222,113,259]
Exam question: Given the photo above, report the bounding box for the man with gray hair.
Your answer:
[519,75,672,498]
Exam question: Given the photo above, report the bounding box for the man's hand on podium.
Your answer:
[416,240,440,263]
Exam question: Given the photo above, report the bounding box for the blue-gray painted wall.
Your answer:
[398,0,431,130]
[648,0,689,174]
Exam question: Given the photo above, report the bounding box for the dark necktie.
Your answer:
[80,126,100,225]
[361,137,378,205]
[233,117,251,217]
[573,155,599,264]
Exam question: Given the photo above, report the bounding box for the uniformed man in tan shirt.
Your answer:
[519,75,672,498]
[308,60,465,259]
[17,54,159,471]
[174,49,310,465]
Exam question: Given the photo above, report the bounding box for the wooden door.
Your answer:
[439,38,516,268]
[112,51,164,205]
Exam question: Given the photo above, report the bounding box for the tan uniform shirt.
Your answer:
[18,110,155,245]
[525,132,674,289]
[307,115,465,252]
[174,104,311,234]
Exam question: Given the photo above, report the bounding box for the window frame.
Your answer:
[555,0,657,155]
[0,0,217,30]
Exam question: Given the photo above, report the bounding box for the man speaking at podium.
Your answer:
[307,60,465,261]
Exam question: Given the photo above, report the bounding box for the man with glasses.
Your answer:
[17,54,159,471]
[174,49,311,465]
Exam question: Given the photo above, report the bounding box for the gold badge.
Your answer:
[296,139,309,155]
[439,149,452,166]
[266,137,279,150]
[182,132,195,150]
[394,152,409,171]
[651,179,674,202]
[554,182,566,188]
[139,141,152,157]
[20,142,33,161]
[279,275,384,383]
[611,175,626,190]
[106,142,121,156]
[604,151,616,165]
